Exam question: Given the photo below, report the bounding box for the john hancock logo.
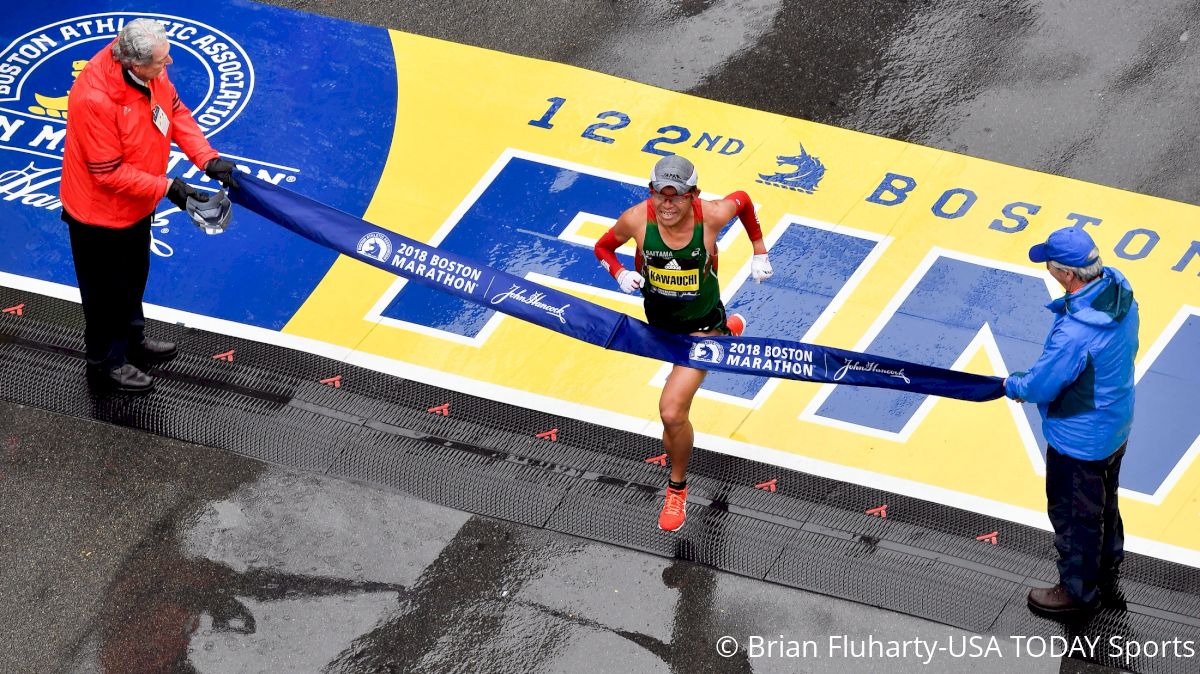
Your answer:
[756,143,826,194]
[834,359,910,384]
[489,284,569,324]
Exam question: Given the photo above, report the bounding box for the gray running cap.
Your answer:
[650,155,698,193]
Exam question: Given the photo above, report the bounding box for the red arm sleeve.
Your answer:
[166,80,219,169]
[725,190,763,242]
[75,96,167,201]
[595,228,625,279]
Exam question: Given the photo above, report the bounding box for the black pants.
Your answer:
[646,300,729,335]
[1046,442,1126,605]
[64,210,152,372]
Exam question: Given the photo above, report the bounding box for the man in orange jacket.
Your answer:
[60,19,239,394]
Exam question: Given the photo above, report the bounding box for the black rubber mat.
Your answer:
[1,285,1197,674]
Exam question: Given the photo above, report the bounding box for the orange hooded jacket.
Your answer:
[60,39,218,228]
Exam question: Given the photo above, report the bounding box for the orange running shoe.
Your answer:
[726,313,747,337]
[658,485,689,531]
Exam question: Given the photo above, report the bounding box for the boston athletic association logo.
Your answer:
[0,13,282,257]
[356,232,393,262]
[689,339,724,365]
[756,144,826,194]
[0,13,253,133]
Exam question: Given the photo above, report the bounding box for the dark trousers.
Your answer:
[64,210,152,372]
[1046,442,1126,605]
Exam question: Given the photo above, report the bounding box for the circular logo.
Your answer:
[356,232,393,262]
[0,13,254,137]
[689,339,724,365]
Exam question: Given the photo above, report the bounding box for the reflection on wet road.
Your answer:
[1,402,1055,673]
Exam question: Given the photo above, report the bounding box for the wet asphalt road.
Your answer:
[270,0,1200,207]
[1,400,1067,674]
[6,0,1196,671]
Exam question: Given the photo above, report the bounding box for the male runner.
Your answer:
[594,154,772,531]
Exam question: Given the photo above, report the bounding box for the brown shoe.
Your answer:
[1027,585,1096,617]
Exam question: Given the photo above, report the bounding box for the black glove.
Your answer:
[165,177,206,211]
[205,157,239,188]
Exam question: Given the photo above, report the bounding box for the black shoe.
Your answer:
[1100,581,1128,610]
[128,338,178,369]
[87,363,155,395]
[1027,585,1097,618]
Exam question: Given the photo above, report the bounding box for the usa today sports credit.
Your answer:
[714,634,1196,666]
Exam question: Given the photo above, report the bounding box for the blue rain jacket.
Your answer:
[1005,267,1139,460]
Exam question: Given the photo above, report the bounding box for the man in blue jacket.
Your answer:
[1005,226,1139,617]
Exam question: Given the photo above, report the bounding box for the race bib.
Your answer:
[151,104,169,136]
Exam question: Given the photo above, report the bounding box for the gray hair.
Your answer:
[111,19,167,67]
[1048,247,1104,282]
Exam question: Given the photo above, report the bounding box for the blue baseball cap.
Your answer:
[1028,227,1099,266]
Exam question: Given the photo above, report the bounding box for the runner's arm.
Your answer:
[594,211,638,279]
[709,192,773,282]
[595,212,644,292]
[724,191,767,255]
